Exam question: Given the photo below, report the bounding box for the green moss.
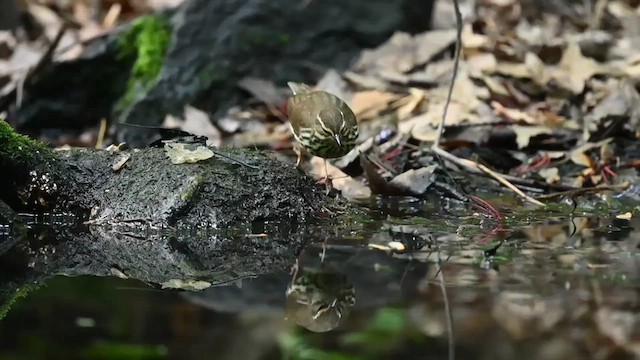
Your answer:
[0,283,41,320]
[116,15,172,112]
[0,119,49,160]
[179,175,204,201]
[82,342,167,359]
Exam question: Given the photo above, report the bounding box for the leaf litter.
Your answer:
[2,0,640,356]
[225,0,640,211]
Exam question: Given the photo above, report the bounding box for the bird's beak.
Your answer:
[334,134,341,146]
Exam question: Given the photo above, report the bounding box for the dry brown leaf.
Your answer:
[310,157,371,201]
[359,154,403,195]
[570,151,595,169]
[230,123,290,148]
[481,76,510,97]
[354,29,456,75]
[467,53,497,78]
[316,69,352,103]
[569,139,613,167]
[394,88,425,120]
[237,77,285,107]
[512,125,553,149]
[400,103,466,142]
[462,23,490,50]
[586,78,640,134]
[622,54,640,78]
[342,71,390,91]
[492,102,536,124]
[409,59,456,85]
[524,52,547,84]
[163,105,221,147]
[351,90,398,120]
[552,41,605,94]
[538,167,560,184]
[493,62,532,79]
[388,165,438,195]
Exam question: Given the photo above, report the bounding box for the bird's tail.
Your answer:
[287,82,313,95]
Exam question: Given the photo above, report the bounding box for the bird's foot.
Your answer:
[316,176,333,195]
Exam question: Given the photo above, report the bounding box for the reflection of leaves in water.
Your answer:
[279,308,415,360]
[342,308,407,353]
[82,342,167,360]
[0,283,40,320]
[278,333,362,360]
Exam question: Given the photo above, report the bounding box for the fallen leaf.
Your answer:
[538,167,560,184]
[351,90,398,120]
[316,69,352,104]
[512,125,553,149]
[161,279,211,291]
[616,212,632,220]
[394,88,426,119]
[310,156,371,201]
[164,142,214,164]
[492,101,537,124]
[237,77,286,107]
[354,29,456,75]
[164,105,222,147]
[552,41,606,94]
[388,165,438,195]
[569,139,613,168]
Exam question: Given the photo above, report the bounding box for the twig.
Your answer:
[432,146,546,206]
[437,248,454,360]
[434,147,575,191]
[433,0,463,148]
[535,182,630,200]
[0,24,68,112]
[477,163,545,206]
[426,0,546,207]
[212,149,259,170]
[95,118,108,149]
[589,0,608,30]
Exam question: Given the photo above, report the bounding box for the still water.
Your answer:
[0,197,639,360]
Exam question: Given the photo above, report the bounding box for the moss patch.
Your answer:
[0,119,49,160]
[0,283,40,320]
[116,15,172,112]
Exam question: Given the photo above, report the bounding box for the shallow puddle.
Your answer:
[0,202,639,360]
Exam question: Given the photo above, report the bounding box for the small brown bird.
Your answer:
[286,82,359,185]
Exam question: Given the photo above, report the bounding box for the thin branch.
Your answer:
[0,24,68,111]
[432,146,546,206]
[437,246,454,360]
[535,182,630,200]
[476,163,545,206]
[433,0,463,148]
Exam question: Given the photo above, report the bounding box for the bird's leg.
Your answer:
[294,143,303,167]
[315,159,333,195]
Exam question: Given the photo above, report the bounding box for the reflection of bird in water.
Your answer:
[284,262,356,332]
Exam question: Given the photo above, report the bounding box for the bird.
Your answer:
[286,82,359,188]
[285,260,356,332]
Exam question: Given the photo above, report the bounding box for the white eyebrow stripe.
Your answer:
[316,114,334,134]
